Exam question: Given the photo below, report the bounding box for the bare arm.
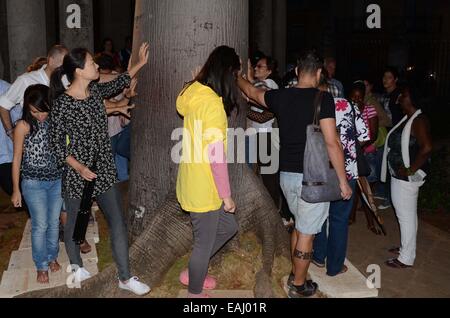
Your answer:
[127,42,150,79]
[0,107,13,139]
[321,118,353,200]
[237,76,267,108]
[247,59,255,83]
[66,156,98,182]
[11,121,29,207]
[368,116,379,143]
[410,117,433,173]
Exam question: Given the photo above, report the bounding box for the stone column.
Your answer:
[6,0,47,80]
[272,0,287,74]
[252,0,273,56]
[59,0,94,52]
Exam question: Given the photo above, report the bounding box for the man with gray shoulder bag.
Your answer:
[238,50,351,298]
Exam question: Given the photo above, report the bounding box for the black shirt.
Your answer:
[265,88,336,173]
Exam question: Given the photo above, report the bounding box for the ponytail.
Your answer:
[49,48,89,104]
[49,66,67,102]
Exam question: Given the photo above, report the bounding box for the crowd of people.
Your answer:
[0,38,433,299]
[1,40,150,296]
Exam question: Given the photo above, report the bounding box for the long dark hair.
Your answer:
[50,48,89,102]
[185,46,241,116]
[23,84,51,135]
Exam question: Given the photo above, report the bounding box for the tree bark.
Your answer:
[127,0,250,241]
[6,0,47,80]
[19,0,289,298]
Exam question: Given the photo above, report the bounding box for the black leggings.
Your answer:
[64,184,131,281]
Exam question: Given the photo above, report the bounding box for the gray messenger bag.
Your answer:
[301,91,342,203]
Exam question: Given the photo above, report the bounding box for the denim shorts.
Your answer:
[280,172,330,235]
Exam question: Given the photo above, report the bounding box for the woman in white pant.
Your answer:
[381,86,432,268]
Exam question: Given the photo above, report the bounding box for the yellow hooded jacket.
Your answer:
[176,81,228,213]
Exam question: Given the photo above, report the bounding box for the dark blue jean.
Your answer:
[116,124,130,160]
[313,179,357,276]
[111,133,129,182]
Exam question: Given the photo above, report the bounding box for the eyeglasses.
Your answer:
[255,65,268,69]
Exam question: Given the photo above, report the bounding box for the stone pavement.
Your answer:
[347,207,450,298]
[0,213,100,298]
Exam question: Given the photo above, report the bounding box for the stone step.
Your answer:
[307,259,379,298]
[178,290,254,298]
[0,259,98,298]
[8,239,98,271]
[19,219,100,250]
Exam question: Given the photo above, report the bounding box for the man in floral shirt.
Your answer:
[313,79,370,276]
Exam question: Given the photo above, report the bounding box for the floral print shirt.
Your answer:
[335,98,370,180]
[49,73,131,199]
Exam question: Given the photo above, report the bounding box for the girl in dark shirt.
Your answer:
[49,43,151,295]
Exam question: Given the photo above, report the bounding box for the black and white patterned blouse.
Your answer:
[49,73,131,199]
[22,120,62,181]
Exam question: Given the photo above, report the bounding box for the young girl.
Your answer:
[49,43,150,296]
[176,46,240,298]
[11,84,63,284]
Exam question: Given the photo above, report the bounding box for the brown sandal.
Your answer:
[385,258,412,269]
[80,241,92,254]
[49,260,61,273]
[339,265,348,275]
[37,271,49,284]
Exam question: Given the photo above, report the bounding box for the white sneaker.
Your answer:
[74,267,92,283]
[119,276,151,296]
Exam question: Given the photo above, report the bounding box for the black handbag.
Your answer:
[349,102,371,177]
[301,92,342,203]
[72,132,98,245]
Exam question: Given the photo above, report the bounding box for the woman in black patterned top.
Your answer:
[49,43,151,296]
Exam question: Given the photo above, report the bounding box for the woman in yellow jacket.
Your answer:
[176,46,240,298]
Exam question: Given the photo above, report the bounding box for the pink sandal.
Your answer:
[179,269,217,290]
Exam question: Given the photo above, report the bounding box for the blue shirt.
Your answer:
[0,79,23,165]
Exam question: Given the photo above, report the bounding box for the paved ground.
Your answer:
[0,214,100,298]
[347,207,450,298]
[1,188,449,298]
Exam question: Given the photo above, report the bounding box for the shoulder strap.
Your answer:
[313,91,324,126]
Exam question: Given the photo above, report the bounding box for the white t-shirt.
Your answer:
[248,78,279,133]
[0,65,49,111]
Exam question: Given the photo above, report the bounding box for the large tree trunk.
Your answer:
[20,0,289,299]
